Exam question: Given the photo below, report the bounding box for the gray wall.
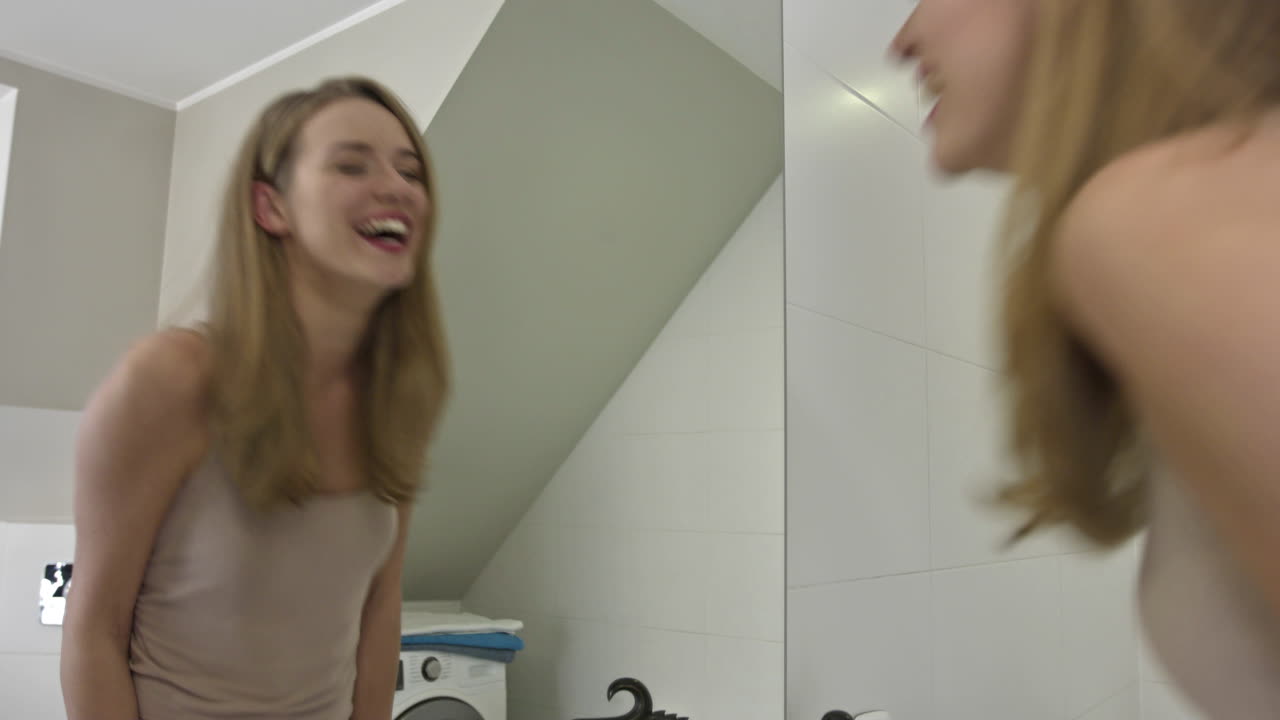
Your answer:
[403,0,783,600]
[0,58,175,410]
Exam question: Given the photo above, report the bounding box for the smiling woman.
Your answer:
[60,76,449,720]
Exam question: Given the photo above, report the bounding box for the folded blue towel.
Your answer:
[401,631,524,651]
[400,643,518,664]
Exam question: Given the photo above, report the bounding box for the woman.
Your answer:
[892,1,1280,717]
[60,76,449,720]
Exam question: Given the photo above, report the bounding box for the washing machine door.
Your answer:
[395,697,485,720]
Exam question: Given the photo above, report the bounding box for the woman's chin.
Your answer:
[929,131,1015,178]
[930,140,977,178]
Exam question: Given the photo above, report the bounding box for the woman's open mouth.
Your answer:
[356,216,411,254]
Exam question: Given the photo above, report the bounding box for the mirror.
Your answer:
[0,1,780,717]
[416,1,783,718]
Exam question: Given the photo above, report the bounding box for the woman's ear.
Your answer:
[252,181,290,237]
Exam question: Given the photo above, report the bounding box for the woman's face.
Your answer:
[255,97,430,297]
[891,0,1039,175]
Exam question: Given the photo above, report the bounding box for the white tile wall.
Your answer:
[464,178,784,719]
[0,654,64,720]
[923,172,1009,370]
[784,45,927,345]
[618,434,708,532]
[1061,547,1141,719]
[0,522,75,720]
[1080,687,1141,720]
[786,305,929,587]
[788,574,932,720]
[1141,682,1207,720]
[631,628,709,718]
[638,531,710,633]
[618,336,710,435]
[705,430,784,535]
[783,2,1144,717]
[782,0,918,129]
[927,352,1079,569]
[705,636,783,720]
[707,328,784,431]
[932,558,1064,720]
[704,533,783,641]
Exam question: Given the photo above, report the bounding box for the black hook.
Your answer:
[822,712,855,720]
[573,677,652,720]
[572,678,689,720]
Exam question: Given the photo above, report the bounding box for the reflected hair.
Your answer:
[204,76,450,510]
[997,0,1280,545]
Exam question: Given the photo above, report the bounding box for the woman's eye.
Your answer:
[337,163,366,175]
[400,169,424,183]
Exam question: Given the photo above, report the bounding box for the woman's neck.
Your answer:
[289,272,382,389]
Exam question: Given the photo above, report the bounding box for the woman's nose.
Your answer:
[373,167,415,203]
[889,13,919,64]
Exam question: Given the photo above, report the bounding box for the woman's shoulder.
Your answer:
[1074,118,1280,222]
[75,328,215,496]
[1051,120,1280,380]
[1055,119,1280,281]
[97,327,215,424]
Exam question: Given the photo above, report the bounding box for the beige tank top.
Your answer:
[1138,467,1280,718]
[128,453,398,720]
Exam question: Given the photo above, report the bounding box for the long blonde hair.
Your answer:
[206,76,449,510]
[999,1,1280,545]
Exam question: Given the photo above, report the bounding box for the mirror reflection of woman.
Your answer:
[893,2,1280,717]
[60,76,449,720]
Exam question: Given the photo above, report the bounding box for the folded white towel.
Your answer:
[400,610,524,636]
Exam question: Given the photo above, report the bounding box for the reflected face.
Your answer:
[891,0,1038,175]
[256,98,430,295]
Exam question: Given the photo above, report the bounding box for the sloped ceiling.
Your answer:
[403,0,782,599]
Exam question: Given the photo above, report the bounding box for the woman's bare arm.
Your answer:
[350,502,412,720]
[61,330,210,720]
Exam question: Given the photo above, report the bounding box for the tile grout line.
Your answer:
[1073,681,1139,720]
[786,301,1000,376]
[790,547,1107,591]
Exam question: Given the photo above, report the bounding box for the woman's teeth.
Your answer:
[356,217,408,243]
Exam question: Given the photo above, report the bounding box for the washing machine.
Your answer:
[392,648,507,720]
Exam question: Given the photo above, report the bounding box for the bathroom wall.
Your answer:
[0,406,81,717]
[465,177,784,720]
[0,521,75,720]
[1139,642,1206,719]
[0,406,80,523]
[0,57,174,412]
[0,56,170,717]
[783,3,1150,719]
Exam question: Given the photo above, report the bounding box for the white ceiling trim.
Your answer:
[175,0,405,111]
[0,46,173,108]
[0,0,405,112]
